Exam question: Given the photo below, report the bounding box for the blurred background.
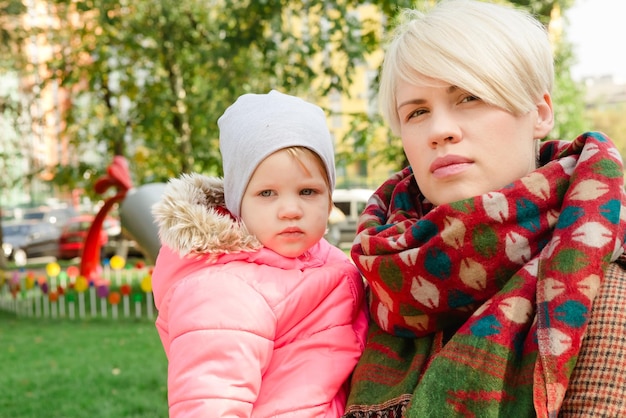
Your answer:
[0,0,624,267]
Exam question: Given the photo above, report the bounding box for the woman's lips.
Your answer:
[430,155,473,178]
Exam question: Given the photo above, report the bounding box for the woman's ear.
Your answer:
[534,92,554,139]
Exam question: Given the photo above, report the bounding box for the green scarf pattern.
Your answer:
[345,132,626,417]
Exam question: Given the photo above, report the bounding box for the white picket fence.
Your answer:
[0,260,155,320]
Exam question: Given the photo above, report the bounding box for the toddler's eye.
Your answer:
[301,189,315,196]
[259,190,273,197]
[407,108,428,120]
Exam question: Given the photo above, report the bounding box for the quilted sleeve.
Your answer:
[165,271,276,417]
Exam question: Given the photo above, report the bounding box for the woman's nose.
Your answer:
[428,111,461,148]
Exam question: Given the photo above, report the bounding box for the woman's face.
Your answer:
[396,76,553,206]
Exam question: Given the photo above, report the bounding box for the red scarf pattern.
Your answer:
[348,132,626,416]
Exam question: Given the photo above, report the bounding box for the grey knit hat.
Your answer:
[218,90,336,217]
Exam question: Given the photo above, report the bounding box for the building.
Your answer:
[582,75,626,110]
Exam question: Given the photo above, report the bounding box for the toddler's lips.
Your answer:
[280,227,304,235]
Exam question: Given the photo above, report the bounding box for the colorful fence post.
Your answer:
[0,260,157,322]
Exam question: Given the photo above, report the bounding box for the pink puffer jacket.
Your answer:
[151,174,368,417]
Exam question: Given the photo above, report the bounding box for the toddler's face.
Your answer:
[240,149,331,258]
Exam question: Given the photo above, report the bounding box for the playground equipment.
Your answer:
[1,157,164,320]
[80,157,164,281]
[119,182,166,262]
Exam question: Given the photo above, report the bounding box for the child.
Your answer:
[151,90,368,417]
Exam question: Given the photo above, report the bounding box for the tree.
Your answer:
[22,0,391,187]
[0,0,30,268]
[0,0,587,195]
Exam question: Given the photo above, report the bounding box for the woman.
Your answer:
[344,1,626,416]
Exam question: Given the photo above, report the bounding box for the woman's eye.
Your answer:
[460,94,480,103]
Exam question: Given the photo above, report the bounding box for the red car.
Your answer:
[58,215,120,259]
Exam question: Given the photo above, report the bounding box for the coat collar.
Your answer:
[152,173,261,256]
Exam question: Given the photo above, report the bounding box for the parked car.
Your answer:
[2,220,62,265]
[325,188,374,247]
[58,215,120,259]
[20,206,78,228]
[325,205,346,247]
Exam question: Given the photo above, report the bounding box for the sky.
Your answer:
[565,0,626,82]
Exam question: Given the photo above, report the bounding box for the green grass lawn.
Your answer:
[0,310,168,418]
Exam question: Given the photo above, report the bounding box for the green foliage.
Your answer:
[0,0,27,59]
[32,0,387,186]
[549,20,587,140]
[0,0,589,192]
[335,110,407,182]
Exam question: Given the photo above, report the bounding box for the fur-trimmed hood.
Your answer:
[151,173,262,256]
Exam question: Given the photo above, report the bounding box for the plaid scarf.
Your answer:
[345,132,626,417]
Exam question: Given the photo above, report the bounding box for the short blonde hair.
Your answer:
[379,0,554,135]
